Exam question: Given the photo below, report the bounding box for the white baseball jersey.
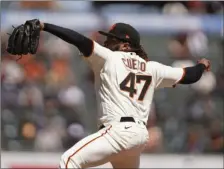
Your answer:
[60,41,185,169]
[85,41,184,125]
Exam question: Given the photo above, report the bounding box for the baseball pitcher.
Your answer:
[7,19,211,168]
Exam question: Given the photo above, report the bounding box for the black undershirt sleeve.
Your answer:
[179,63,206,84]
[43,23,93,57]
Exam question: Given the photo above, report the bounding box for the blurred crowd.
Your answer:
[1,1,224,154]
[1,1,223,14]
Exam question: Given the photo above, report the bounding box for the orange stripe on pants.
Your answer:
[65,125,112,169]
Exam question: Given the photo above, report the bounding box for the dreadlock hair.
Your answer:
[129,44,149,62]
[111,37,149,62]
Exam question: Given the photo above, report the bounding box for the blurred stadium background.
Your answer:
[1,1,223,168]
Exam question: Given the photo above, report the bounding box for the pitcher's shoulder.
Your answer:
[146,61,162,67]
[113,51,128,56]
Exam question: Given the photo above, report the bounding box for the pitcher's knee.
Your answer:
[60,152,81,168]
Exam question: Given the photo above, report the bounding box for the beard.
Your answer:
[104,41,140,52]
[105,43,121,51]
[106,44,137,52]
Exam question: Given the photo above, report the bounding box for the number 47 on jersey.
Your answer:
[119,72,152,101]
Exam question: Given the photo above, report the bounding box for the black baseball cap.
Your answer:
[98,23,140,48]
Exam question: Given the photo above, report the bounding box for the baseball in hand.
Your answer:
[197,58,211,71]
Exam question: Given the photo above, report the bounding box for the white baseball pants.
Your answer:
[59,120,149,168]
